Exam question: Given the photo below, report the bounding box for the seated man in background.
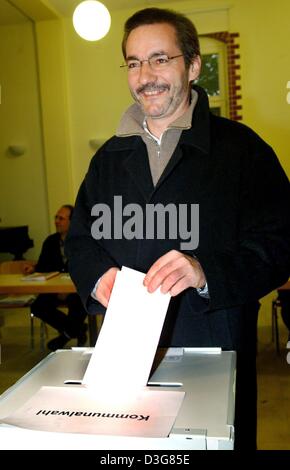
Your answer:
[25,205,87,351]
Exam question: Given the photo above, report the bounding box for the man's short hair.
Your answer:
[122,7,200,69]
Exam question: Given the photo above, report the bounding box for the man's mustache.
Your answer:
[136,83,170,94]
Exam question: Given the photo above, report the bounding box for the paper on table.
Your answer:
[21,271,59,281]
[83,266,171,389]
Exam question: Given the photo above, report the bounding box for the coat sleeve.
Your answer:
[199,134,290,310]
[65,155,118,314]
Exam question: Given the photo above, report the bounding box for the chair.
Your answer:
[0,260,46,350]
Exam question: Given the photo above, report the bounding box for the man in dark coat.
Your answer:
[65,8,290,449]
[29,205,87,350]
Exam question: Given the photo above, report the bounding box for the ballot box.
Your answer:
[0,348,236,450]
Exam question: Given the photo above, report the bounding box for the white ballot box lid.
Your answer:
[0,347,236,450]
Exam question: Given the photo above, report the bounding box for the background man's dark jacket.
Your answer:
[36,233,67,272]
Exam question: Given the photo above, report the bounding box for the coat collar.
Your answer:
[105,86,211,200]
[179,85,211,155]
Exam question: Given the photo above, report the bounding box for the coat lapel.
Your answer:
[122,142,155,201]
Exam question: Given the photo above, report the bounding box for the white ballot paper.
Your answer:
[83,266,171,389]
[1,266,185,439]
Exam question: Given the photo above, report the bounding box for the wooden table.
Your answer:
[0,274,75,295]
[0,274,97,346]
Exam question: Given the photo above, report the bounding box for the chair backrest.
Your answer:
[0,260,35,274]
[277,280,290,292]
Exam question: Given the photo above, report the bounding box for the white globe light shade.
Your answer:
[73,1,111,41]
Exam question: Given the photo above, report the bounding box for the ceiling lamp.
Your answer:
[73,1,111,41]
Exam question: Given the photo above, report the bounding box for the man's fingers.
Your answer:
[97,285,110,308]
[144,251,206,295]
[169,275,192,296]
[147,261,184,293]
[96,267,119,307]
[159,268,187,294]
[144,250,179,287]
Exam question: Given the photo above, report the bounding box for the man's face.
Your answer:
[54,207,71,237]
[125,23,200,124]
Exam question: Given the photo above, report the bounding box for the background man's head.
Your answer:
[55,205,74,238]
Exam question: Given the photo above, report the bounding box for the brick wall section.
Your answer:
[200,32,242,121]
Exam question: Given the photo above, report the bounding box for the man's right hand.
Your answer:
[95,267,119,308]
[22,262,36,275]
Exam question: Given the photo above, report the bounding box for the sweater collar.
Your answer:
[116,89,198,138]
[109,86,211,155]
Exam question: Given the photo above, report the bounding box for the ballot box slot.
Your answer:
[147,381,183,387]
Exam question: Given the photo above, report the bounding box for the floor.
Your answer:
[0,306,289,450]
[256,323,290,450]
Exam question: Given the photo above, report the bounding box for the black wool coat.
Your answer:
[66,86,290,353]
